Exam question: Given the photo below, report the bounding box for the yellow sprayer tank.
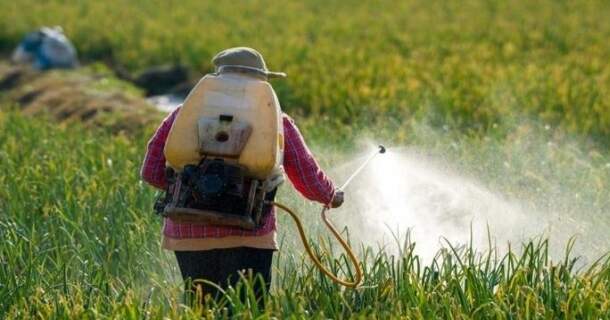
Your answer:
[164,73,284,179]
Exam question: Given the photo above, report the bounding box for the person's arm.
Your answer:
[140,107,181,190]
[282,115,340,206]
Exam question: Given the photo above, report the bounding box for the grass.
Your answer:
[1,0,610,318]
[1,0,610,145]
[1,111,609,319]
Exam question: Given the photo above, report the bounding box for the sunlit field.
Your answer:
[1,0,610,318]
[1,0,609,143]
[1,112,608,318]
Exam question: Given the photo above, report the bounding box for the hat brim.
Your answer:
[266,71,287,78]
[217,65,286,79]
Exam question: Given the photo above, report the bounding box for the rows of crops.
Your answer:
[1,112,608,318]
[1,0,610,144]
[1,0,610,318]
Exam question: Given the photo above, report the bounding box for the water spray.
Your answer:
[272,145,386,288]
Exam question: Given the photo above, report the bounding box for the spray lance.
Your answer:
[272,145,386,288]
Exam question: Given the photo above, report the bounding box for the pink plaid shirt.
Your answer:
[141,107,335,239]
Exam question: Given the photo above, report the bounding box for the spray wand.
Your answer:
[272,145,386,288]
[339,145,386,191]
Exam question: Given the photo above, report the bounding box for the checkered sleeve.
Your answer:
[282,115,336,205]
[140,107,181,189]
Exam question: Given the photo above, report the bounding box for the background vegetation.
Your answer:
[1,0,609,144]
[1,0,609,318]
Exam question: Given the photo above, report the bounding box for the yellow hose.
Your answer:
[272,202,363,288]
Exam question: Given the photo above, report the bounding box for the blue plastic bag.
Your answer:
[12,26,79,70]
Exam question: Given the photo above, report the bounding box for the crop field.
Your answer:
[1,0,610,319]
[1,111,608,319]
[1,0,610,144]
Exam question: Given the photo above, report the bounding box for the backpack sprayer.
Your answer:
[271,145,386,288]
[159,65,386,289]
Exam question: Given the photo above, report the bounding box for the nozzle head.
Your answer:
[378,145,386,154]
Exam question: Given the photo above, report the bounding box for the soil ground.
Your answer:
[0,62,162,134]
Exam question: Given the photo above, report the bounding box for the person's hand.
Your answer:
[330,190,344,208]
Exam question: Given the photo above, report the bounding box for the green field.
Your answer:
[1,0,610,318]
[1,0,610,144]
[1,111,608,319]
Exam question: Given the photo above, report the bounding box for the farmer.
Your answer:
[11,26,78,70]
[141,47,344,304]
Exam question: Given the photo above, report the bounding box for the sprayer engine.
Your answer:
[181,159,248,214]
[155,158,274,229]
[182,160,244,202]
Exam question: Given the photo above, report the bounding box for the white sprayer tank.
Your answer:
[164,72,284,179]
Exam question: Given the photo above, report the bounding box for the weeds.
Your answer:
[1,111,608,318]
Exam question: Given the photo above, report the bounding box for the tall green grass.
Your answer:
[1,0,610,145]
[1,111,609,319]
[1,1,610,316]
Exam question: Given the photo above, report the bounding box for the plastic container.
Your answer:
[164,72,284,179]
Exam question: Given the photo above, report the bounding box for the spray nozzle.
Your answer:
[379,145,386,154]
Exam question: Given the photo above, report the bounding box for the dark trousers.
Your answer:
[175,247,274,305]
